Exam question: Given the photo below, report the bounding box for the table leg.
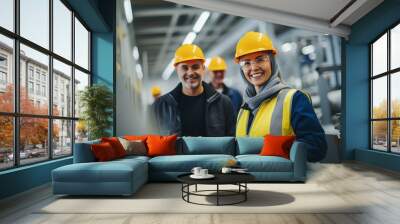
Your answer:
[217,184,219,206]
[195,184,197,192]
[187,184,190,202]
[245,183,247,201]
[181,184,183,199]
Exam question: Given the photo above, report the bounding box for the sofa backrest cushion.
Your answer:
[73,139,100,163]
[236,137,264,155]
[178,137,235,155]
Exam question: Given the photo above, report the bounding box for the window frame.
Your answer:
[0,0,92,171]
[370,20,400,154]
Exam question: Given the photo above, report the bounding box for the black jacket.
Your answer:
[154,82,235,136]
[221,84,243,116]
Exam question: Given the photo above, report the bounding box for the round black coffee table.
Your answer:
[177,173,255,206]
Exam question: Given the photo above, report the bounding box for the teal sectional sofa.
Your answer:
[52,137,307,196]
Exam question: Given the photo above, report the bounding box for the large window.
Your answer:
[370,23,400,154]
[0,0,91,171]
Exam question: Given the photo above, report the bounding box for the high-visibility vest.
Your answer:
[236,89,300,137]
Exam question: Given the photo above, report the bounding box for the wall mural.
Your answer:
[115,1,342,159]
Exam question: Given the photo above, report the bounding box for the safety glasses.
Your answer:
[239,55,270,70]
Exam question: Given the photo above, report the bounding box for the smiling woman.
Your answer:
[235,31,327,162]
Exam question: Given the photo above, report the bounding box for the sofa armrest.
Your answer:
[289,141,307,181]
[73,141,99,163]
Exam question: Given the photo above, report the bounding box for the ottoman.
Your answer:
[52,158,148,196]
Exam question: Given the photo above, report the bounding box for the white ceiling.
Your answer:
[164,0,384,37]
[226,0,352,22]
[132,0,384,78]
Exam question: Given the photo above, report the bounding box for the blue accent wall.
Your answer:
[92,32,114,135]
[343,44,369,159]
[0,0,115,200]
[91,0,115,135]
[92,33,114,89]
[355,149,400,172]
[0,158,72,199]
[65,0,111,32]
[344,0,400,171]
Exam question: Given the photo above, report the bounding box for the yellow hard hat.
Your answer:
[173,44,205,66]
[151,86,161,97]
[234,31,277,63]
[208,56,227,71]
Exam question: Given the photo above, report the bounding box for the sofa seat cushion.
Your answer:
[53,159,147,183]
[116,155,150,162]
[149,154,235,172]
[236,155,293,172]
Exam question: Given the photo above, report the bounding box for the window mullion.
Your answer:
[71,10,76,155]
[14,0,21,167]
[388,29,391,152]
[48,0,53,160]
[370,45,373,149]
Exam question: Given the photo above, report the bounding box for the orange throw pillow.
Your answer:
[146,135,177,157]
[101,137,127,158]
[260,135,296,159]
[91,142,117,161]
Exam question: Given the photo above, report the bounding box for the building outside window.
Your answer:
[35,83,40,95]
[41,85,46,97]
[0,54,7,88]
[54,89,58,103]
[41,73,46,83]
[0,71,6,84]
[28,66,34,80]
[28,81,34,94]
[0,54,7,67]
[35,70,40,81]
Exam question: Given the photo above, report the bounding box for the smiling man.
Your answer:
[154,44,235,137]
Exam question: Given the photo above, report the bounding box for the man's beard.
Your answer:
[182,73,202,89]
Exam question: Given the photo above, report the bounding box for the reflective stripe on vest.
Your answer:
[235,89,297,137]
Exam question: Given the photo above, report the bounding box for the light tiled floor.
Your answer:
[1,162,400,224]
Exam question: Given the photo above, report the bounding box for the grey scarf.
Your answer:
[241,55,289,112]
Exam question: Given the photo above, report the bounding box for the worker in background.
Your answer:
[148,86,162,131]
[234,32,327,162]
[151,86,162,101]
[208,56,243,115]
[154,44,235,136]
